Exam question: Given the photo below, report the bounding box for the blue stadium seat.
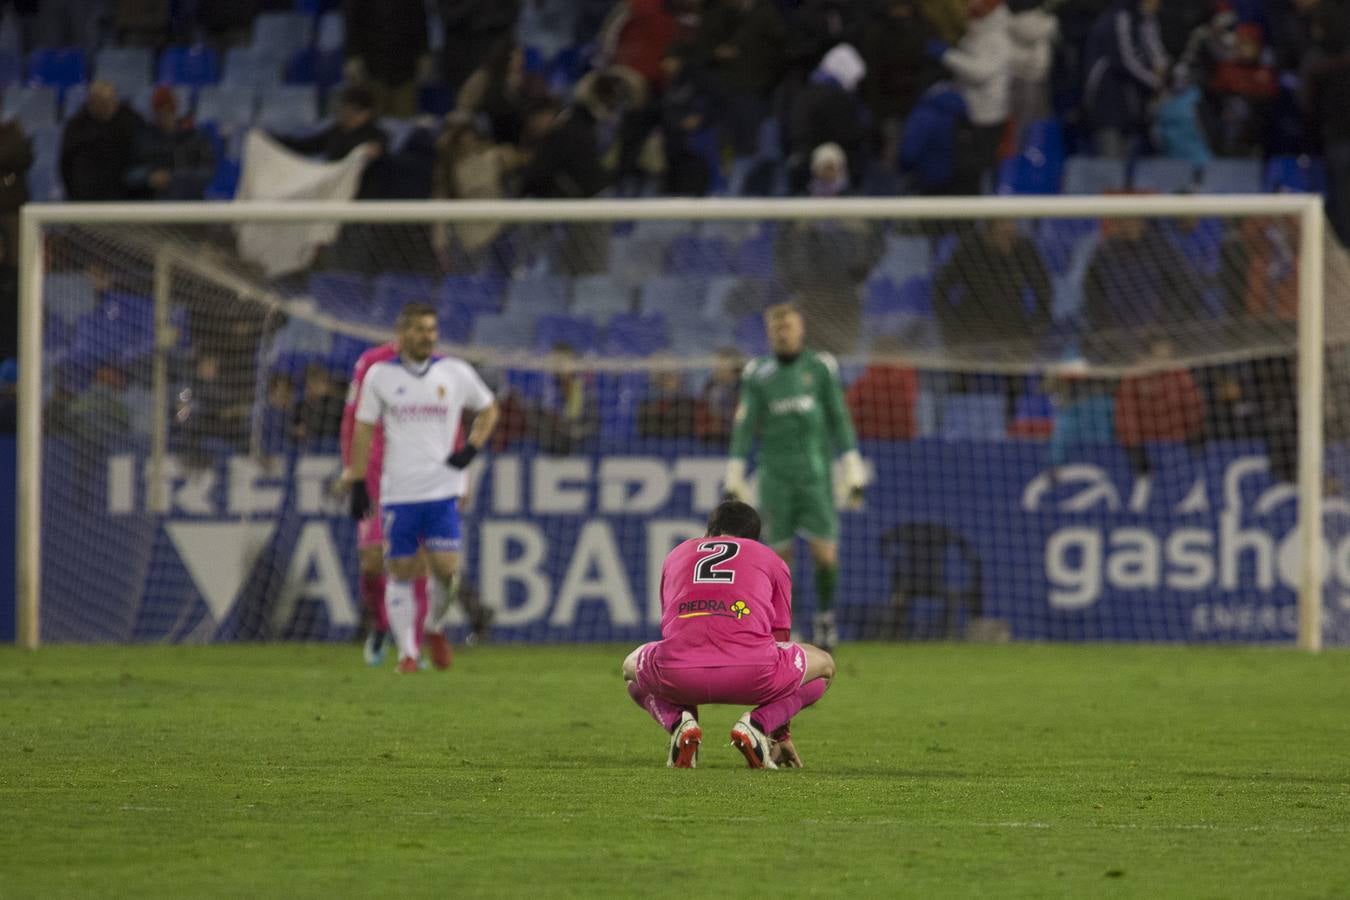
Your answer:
[373,273,436,321]
[158,45,219,86]
[27,48,86,88]
[872,234,932,284]
[733,312,769,357]
[284,47,345,87]
[535,314,598,353]
[505,276,568,316]
[1015,391,1054,420]
[440,275,505,314]
[62,293,155,370]
[998,118,1065,194]
[1133,157,1197,193]
[438,299,475,343]
[1062,156,1127,195]
[734,231,775,278]
[1201,158,1262,194]
[1036,219,1099,278]
[60,81,86,118]
[594,371,646,439]
[204,155,241,200]
[666,234,733,276]
[1265,155,1326,193]
[3,85,56,127]
[251,12,314,62]
[669,314,719,356]
[256,85,320,133]
[604,313,668,357]
[222,46,284,89]
[308,272,374,322]
[940,395,1005,441]
[316,11,345,52]
[93,47,152,96]
[195,85,255,130]
[329,333,375,372]
[640,276,706,317]
[472,312,533,350]
[571,274,632,319]
[44,272,97,325]
[864,275,932,318]
[28,160,59,201]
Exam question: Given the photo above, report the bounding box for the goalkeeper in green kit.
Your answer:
[724,303,867,652]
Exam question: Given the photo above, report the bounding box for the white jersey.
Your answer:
[354,354,494,505]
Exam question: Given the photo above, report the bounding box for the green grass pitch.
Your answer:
[3,642,1350,898]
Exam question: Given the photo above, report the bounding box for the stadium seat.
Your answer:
[571,274,633,319]
[1265,154,1327,193]
[60,82,86,118]
[864,275,932,318]
[329,333,374,372]
[316,10,345,52]
[3,84,56,127]
[438,299,475,343]
[1132,157,1197,193]
[195,85,255,130]
[472,312,534,350]
[256,85,320,133]
[939,394,1005,441]
[251,12,314,62]
[732,312,769,357]
[733,230,775,278]
[668,313,719,356]
[222,46,284,89]
[535,313,598,353]
[158,45,219,86]
[666,233,733,276]
[594,371,646,439]
[505,276,568,316]
[1036,219,1099,278]
[308,272,374,322]
[93,47,152,96]
[44,272,97,326]
[440,275,505,314]
[130,84,190,121]
[639,276,706,317]
[1201,158,1262,194]
[1062,156,1127,195]
[604,313,668,357]
[372,273,436,321]
[998,118,1065,194]
[27,48,86,88]
[28,160,59,201]
[284,47,345,87]
[872,234,932,284]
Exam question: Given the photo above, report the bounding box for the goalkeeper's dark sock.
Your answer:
[752,678,829,736]
[816,563,838,613]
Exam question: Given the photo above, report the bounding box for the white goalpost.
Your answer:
[14,194,1334,650]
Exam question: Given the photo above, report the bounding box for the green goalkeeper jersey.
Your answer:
[729,350,858,483]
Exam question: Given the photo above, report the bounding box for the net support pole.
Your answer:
[149,249,171,514]
[16,210,41,648]
[1297,200,1326,652]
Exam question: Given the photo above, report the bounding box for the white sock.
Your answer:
[386,579,418,661]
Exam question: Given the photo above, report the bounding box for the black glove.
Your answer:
[446,444,479,469]
[349,480,372,521]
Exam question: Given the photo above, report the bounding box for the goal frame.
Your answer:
[15,195,1327,649]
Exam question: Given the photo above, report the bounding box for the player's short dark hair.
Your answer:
[706,500,761,540]
[396,302,437,329]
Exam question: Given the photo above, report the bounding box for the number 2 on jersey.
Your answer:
[693,540,740,583]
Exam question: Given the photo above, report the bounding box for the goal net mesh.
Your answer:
[29,205,1350,645]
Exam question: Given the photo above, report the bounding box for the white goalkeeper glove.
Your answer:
[723,458,749,503]
[841,450,866,509]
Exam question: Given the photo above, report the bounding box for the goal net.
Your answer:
[16,196,1348,648]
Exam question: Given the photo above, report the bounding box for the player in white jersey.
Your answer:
[340,302,499,673]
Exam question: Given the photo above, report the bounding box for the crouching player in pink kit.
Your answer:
[623,500,836,769]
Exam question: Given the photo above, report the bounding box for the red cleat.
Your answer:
[425,632,453,670]
[396,656,419,674]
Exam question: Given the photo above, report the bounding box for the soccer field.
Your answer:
[3,643,1349,898]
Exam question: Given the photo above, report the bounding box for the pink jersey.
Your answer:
[657,537,793,669]
[341,341,400,492]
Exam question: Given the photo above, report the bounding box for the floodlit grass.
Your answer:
[2,643,1350,897]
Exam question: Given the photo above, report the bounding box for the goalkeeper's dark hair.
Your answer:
[706,500,761,540]
[396,302,438,330]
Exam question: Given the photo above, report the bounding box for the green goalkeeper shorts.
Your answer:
[758,474,837,547]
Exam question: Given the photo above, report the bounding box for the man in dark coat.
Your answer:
[345,0,430,117]
[59,82,143,201]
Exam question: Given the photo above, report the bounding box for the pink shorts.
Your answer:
[632,640,807,708]
[356,485,382,548]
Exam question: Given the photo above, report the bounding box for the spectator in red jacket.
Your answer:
[846,336,920,440]
[1114,338,1204,475]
